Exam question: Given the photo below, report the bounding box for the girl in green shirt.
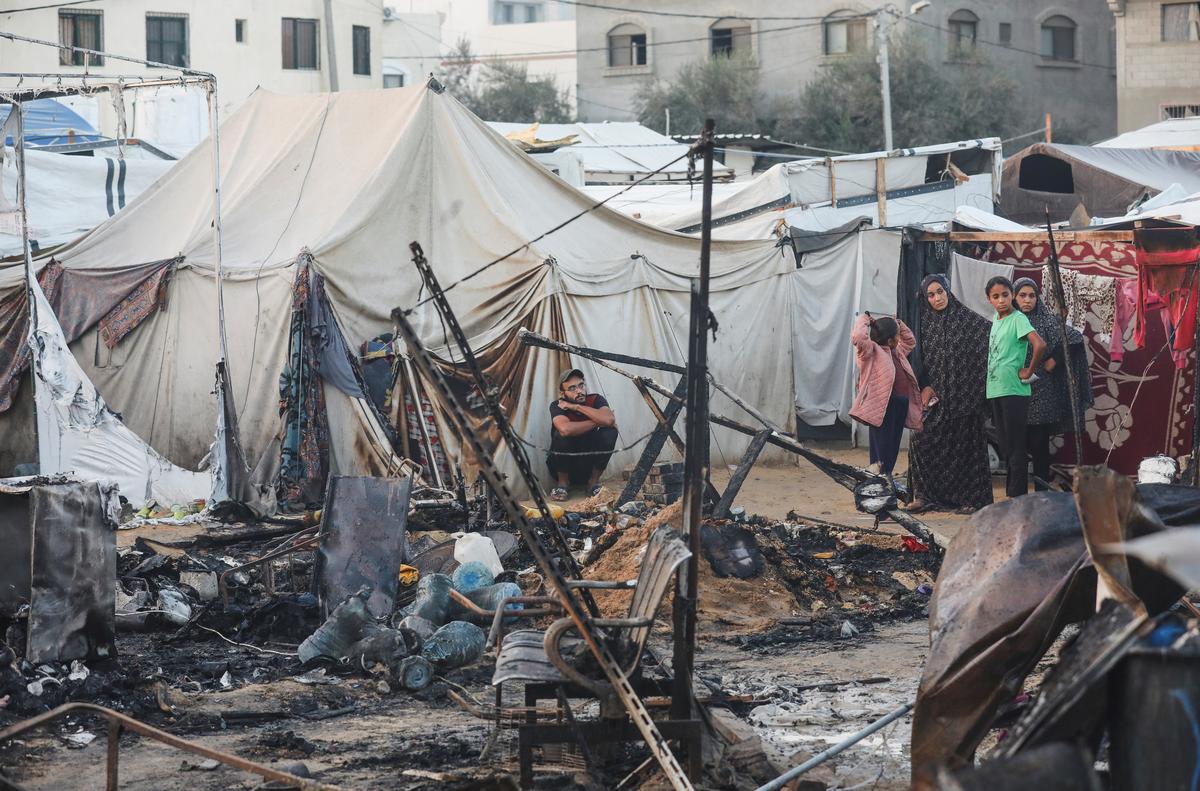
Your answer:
[985,276,1046,498]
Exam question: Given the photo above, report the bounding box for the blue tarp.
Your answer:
[1,98,102,146]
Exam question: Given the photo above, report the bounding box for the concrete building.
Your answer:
[0,1,385,152]
[382,0,577,105]
[575,0,1117,143]
[1108,0,1200,132]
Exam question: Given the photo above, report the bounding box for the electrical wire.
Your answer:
[550,1,869,22]
[0,0,98,13]
[901,15,1117,72]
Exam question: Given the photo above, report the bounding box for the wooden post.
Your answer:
[875,158,888,227]
[1045,112,1052,143]
[672,119,714,723]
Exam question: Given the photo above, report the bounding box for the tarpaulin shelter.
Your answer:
[1000,142,1200,225]
[0,98,101,147]
[0,84,901,510]
[1097,116,1200,152]
[638,138,1001,239]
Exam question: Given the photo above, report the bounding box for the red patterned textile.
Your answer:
[982,239,1190,475]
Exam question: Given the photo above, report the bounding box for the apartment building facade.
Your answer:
[575,0,1116,142]
[1108,0,1200,131]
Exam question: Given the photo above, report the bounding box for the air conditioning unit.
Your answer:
[383,6,397,21]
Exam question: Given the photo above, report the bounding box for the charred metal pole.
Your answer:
[1044,212,1085,466]
[12,101,40,456]
[672,119,715,721]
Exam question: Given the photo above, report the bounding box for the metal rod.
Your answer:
[0,31,215,77]
[672,119,715,722]
[754,702,914,791]
[12,100,41,463]
[0,703,340,790]
[1044,213,1085,466]
[105,720,120,791]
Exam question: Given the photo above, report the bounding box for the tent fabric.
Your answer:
[949,253,1013,318]
[1,146,174,256]
[0,99,101,146]
[1097,117,1200,151]
[26,270,210,508]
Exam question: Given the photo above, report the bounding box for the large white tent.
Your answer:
[0,84,898,504]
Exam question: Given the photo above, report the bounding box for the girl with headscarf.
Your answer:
[1013,277,1094,489]
[904,274,994,513]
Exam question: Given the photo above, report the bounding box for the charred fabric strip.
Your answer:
[518,329,941,557]
[0,702,341,791]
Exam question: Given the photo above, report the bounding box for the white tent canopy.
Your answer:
[0,84,899,499]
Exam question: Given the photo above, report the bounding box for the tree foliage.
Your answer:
[436,38,572,123]
[773,33,1023,151]
[635,51,763,137]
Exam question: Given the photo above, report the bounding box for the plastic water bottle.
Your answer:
[451,561,495,593]
[407,573,452,626]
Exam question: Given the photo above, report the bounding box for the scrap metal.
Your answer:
[391,242,696,790]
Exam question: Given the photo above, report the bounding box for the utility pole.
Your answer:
[876,10,895,151]
[323,0,340,91]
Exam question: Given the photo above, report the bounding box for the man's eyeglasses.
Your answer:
[563,382,586,393]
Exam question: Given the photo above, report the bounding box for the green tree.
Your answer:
[436,38,572,123]
[635,51,764,137]
[773,33,1023,152]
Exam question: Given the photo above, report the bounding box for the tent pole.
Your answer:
[672,118,714,722]
[1191,263,1200,486]
[13,100,40,461]
[1044,212,1085,467]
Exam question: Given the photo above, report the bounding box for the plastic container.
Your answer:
[395,614,438,641]
[407,573,452,626]
[421,621,486,669]
[451,561,495,593]
[298,590,374,663]
[452,533,504,577]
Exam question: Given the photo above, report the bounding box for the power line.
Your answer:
[551,0,867,22]
[0,0,98,12]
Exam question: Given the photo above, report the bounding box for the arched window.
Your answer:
[1041,15,1076,61]
[607,23,647,67]
[948,9,978,58]
[823,10,868,55]
[710,17,751,57]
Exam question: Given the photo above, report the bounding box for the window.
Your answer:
[824,10,868,55]
[384,73,405,88]
[607,23,647,67]
[1041,15,1076,61]
[58,10,103,66]
[1164,104,1200,119]
[352,25,370,75]
[146,14,188,67]
[999,22,1012,45]
[493,2,543,25]
[1162,3,1200,41]
[282,18,319,70]
[710,19,751,57]
[948,9,978,58]
[235,19,246,43]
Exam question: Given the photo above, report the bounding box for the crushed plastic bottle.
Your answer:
[421,621,486,669]
[406,573,452,626]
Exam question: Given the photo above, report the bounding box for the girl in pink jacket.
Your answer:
[849,313,923,483]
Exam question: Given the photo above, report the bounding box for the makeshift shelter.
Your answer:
[0,84,900,511]
[0,98,101,147]
[486,120,733,186]
[643,139,1001,239]
[1000,143,1200,225]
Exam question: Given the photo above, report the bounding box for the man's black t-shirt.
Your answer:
[549,394,609,436]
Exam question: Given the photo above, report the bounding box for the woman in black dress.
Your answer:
[905,275,994,513]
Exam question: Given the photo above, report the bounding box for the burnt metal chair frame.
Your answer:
[488,526,700,787]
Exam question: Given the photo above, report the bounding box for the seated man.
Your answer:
[547,368,618,501]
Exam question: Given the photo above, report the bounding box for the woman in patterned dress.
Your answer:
[904,275,994,513]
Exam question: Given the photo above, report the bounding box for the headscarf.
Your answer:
[1013,277,1063,357]
[916,273,990,419]
[1012,276,1094,426]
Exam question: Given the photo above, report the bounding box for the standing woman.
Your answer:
[905,275,993,513]
[1013,277,1094,489]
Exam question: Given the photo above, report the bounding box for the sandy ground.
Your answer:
[2,444,975,790]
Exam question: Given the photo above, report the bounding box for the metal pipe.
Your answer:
[754,702,914,791]
[13,101,41,463]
